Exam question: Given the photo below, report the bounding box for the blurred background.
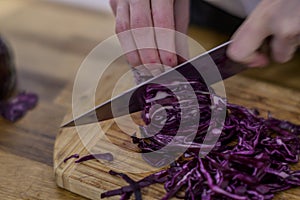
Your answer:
[1,0,299,92]
[0,1,299,199]
[47,0,111,12]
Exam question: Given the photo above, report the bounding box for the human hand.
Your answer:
[227,0,300,67]
[110,0,190,76]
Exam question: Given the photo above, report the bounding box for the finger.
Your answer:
[271,35,298,63]
[243,52,269,67]
[115,0,151,75]
[109,0,118,16]
[227,11,270,67]
[151,0,178,68]
[174,0,190,63]
[129,0,163,76]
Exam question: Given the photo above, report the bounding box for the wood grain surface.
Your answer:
[0,0,299,200]
[54,76,300,200]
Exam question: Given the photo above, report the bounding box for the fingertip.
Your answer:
[160,51,178,67]
[227,42,269,68]
[247,54,269,68]
[140,49,161,64]
[271,36,297,64]
[273,53,293,64]
[125,51,142,67]
[226,42,243,63]
[138,49,164,75]
[227,17,270,64]
[248,58,269,67]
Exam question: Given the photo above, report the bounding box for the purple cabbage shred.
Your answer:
[0,92,38,122]
[99,79,300,200]
[64,153,114,164]
[74,153,114,163]
[101,170,142,200]
[63,154,80,163]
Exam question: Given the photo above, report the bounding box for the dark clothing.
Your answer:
[190,0,245,35]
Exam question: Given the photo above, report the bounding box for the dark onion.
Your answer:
[0,37,16,100]
[0,37,38,122]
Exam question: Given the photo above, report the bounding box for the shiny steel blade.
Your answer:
[62,41,247,128]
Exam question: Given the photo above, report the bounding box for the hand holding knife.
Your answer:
[62,41,247,128]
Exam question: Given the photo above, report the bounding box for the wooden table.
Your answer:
[0,1,299,199]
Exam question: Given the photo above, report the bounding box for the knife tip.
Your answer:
[60,120,75,128]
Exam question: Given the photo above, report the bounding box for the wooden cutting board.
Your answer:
[54,75,300,200]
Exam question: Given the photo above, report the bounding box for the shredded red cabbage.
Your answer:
[64,153,114,163]
[100,78,300,200]
[75,153,114,163]
[0,37,17,100]
[0,92,38,122]
[103,170,142,200]
[63,154,80,163]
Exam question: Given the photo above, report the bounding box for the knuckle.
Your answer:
[153,14,169,28]
[152,9,174,28]
[129,0,141,7]
[131,16,150,28]
[278,29,298,41]
[276,21,299,40]
[240,22,261,38]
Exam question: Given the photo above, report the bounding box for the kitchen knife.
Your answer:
[62,40,247,128]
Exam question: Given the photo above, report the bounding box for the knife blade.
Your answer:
[62,40,247,128]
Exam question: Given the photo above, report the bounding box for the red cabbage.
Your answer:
[0,92,38,122]
[75,153,114,163]
[63,154,80,163]
[100,78,300,200]
[105,170,142,200]
[64,153,114,163]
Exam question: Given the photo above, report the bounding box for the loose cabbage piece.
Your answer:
[0,92,38,122]
[63,154,80,163]
[100,79,300,200]
[64,153,114,163]
[104,170,142,200]
[74,153,114,163]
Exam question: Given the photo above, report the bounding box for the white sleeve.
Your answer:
[203,0,261,18]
